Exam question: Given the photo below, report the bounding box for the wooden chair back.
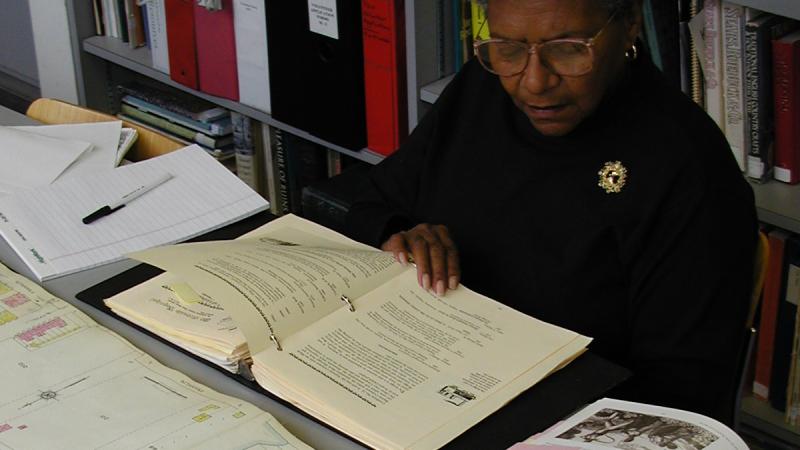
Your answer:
[26,98,185,161]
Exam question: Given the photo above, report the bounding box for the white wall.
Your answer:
[28,0,79,103]
[0,1,39,86]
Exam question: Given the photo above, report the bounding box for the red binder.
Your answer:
[164,0,199,89]
[362,0,407,156]
[193,0,239,101]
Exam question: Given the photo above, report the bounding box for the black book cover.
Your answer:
[265,1,367,150]
[769,234,800,412]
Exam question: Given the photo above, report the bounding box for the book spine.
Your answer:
[232,112,259,193]
[194,0,239,101]
[470,0,488,40]
[165,0,199,89]
[362,0,407,156]
[146,0,170,74]
[721,2,747,172]
[773,34,800,184]
[260,123,278,210]
[121,95,231,136]
[754,229,790,401]
[702,0,724,131]
[233,0,271,113]
[271,128,291,215]
[744,19,764,180]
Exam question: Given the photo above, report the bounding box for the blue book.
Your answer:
[121,95,232,136]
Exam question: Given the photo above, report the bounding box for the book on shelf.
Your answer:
[0,262,312,449]
[772,30,800,184]
[119,103,233,149]
[118,82,228,122]
[194,0,239,101]
[233,0,271,113]
[121,94,232,137]
[471,0,489,40]
[113,213,591,450]
[232,112,261,193]
[92,0,104,36]
[769,233,800,413]
[123,0,146,48]
[515,398,748,449]
[701,0,725,131]
[165,0,199,89]
[118,113,235,163]
[284,132,329,216]
[259,123,281,216]
[302,162,371,235]
[144,0,170,74]
[721,1,747,172]
[266,0,367,151]
[753,228,791,401]
[743,14,798,182]
[270,126,291,216]
[362,0,408,156]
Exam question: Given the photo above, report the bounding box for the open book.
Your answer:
[120,214,592,450]
[512,398,748,449]
[0,261,310,450]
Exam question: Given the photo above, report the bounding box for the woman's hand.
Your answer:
[381,223,460,296]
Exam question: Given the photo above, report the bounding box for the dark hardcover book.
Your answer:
[744,14,798,182]
[302,163,370,234]
[117,82,228,122]
[769,234,800,412]
[265,0,367,150]
[284,133,329,216]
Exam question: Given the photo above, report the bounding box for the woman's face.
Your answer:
[487,0,640,136]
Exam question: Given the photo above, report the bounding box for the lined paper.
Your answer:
[0,145,268,281]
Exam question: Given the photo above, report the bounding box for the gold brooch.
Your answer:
[598,161,627,194]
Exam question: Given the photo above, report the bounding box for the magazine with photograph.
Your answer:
[514,398,747,450]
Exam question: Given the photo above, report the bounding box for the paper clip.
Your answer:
[270,334,282,351]
[340,294,355,312]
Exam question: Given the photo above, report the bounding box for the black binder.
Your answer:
[265,0,367,151]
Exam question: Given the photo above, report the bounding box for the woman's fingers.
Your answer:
[381,223,460,296]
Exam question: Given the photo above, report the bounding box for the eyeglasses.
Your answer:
[473,12,618,77]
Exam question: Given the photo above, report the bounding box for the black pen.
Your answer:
[82,172,173,224]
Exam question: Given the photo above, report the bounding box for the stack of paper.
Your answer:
[0,261,311,449]
[0,145,268,281]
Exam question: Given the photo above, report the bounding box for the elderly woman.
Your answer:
[345,0,757,424]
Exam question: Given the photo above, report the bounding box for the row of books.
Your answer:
[698,1,800,184]
[93,0,409,156]
[113,80,371,232]
[752,227,800,426]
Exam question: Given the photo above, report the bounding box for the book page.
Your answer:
[525,398,748,450]
[129,215,406,354]
[252,269,590,450]
[0,262,311,450]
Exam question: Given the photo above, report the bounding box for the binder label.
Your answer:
[308,0,339,39]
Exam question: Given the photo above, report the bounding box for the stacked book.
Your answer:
[116,82,235,170]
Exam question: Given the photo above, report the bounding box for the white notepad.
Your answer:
[0,145,268,281]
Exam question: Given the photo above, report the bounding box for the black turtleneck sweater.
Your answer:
[345,55,758,424]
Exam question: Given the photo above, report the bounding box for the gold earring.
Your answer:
[625,44,638,61]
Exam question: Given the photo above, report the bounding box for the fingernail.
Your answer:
[422,274,431,291]
[398,252,408,266]
[449,276,458,290]
[436,280,445,296]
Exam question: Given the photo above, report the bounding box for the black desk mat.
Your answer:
[76,212,631,449]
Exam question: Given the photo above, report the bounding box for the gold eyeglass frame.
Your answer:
[472,11,619,77]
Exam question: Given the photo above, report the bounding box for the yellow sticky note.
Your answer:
[169,283,201,304]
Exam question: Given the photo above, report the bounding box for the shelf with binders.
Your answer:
[739,395,800,448]
[81,35,384,166]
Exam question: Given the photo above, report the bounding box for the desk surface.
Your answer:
[0,108,630,449]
